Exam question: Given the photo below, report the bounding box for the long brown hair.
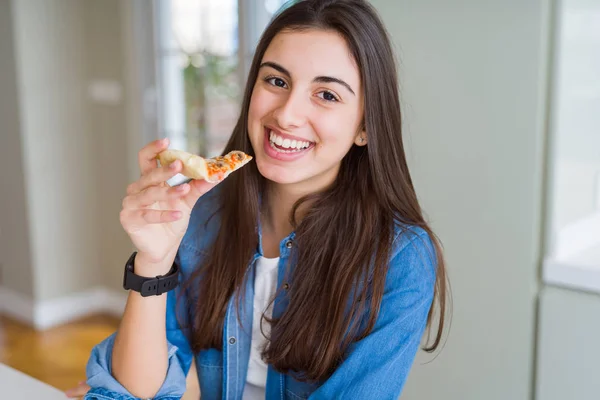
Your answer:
[183,0,448,382]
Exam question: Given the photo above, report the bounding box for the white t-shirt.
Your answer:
[242,256,280,400]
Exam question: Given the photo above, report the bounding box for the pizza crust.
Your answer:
[156,149,209,180]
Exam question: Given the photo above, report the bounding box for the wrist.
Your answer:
[134,251,177,278]
[123,251,180,297]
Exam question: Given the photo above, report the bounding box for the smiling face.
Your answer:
[247,29,366,192]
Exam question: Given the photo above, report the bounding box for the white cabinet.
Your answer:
[536,286,600,400]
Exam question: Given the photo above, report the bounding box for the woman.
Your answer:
[67,0,447,399]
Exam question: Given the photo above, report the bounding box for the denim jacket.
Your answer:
[84,188,436,400]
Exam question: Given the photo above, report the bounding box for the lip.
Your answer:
[263,127,315,162]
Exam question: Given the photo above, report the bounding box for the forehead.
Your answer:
[262,29,360,86]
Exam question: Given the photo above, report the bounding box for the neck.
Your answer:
[262,183,307,238]
[261,167,340,240]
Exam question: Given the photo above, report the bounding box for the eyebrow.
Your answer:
[259,61,356,96]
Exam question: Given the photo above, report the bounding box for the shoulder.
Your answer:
[386,224,437,294]
[391,224,435,259]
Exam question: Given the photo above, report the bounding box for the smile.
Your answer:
[267,129,315,154]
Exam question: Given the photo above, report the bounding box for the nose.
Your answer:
[272,89,308,129]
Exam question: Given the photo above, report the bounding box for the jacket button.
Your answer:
[283,283,290,290]
[229,337,236,345]
[285,240,293,249]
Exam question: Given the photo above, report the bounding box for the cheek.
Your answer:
[315,111,359,146]
[248,87,274,124]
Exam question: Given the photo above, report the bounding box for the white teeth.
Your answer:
[270,141,303,153]
[268,129,313,152]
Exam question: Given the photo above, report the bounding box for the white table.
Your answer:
[0,363,67,399]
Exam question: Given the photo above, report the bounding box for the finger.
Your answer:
[120,208,183,229]
[181,178,220,209]
[138,138,169,175]
[123,183,190,210]
[127,159,182,195]
[64,383,90,398]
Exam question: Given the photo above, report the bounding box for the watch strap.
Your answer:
[123,252,180,297]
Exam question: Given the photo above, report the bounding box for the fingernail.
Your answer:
[169,161,178,170]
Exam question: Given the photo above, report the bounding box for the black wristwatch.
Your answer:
[122,251,180,297]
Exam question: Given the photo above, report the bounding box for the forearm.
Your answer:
[111,253,174,398]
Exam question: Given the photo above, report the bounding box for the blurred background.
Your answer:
[0,0,598,399]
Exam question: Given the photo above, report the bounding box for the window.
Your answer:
[543,1,600,292]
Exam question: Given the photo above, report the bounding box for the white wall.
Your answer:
[0,0,35,298]
[369,1,550,399]
[11,0,101,301]
[0,0,133,326]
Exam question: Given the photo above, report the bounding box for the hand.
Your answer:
[64,381,90,398]
[120,138,220,274]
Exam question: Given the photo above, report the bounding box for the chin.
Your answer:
[255,158,303,185]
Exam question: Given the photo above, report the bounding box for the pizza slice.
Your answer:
[157,149,252,183]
